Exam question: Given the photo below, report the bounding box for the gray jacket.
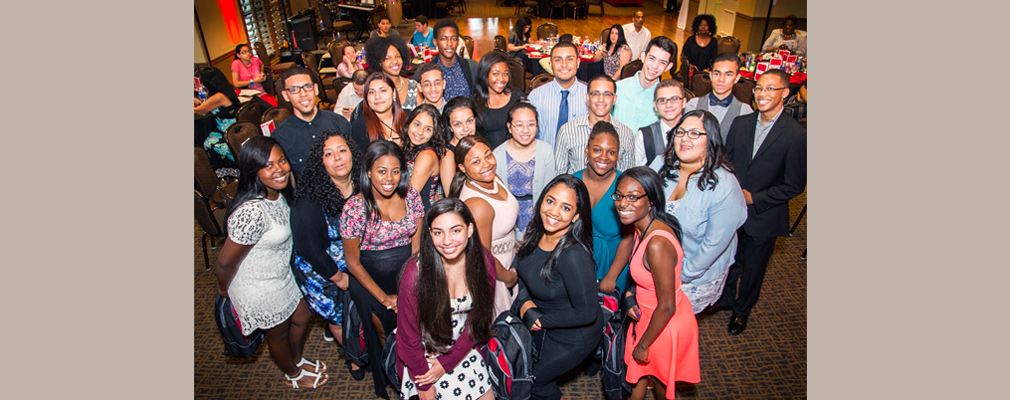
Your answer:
[493,139,556,242]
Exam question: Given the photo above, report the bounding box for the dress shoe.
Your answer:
[348,362,366,381]
[728,314,749,335]
[664,9,675,13]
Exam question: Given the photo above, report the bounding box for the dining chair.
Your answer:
[236,101,262,124]
[571,0,587,19]
[507,57,526,92]
[586,0,604,17]
[536,23,559,40]
[494,35,508,52]
[681,88,695,102]
[319,4,355,42]
[717,36,742,54]
[515,0,538,16]
[224,122,262,159]
[529,73,555,90]
[331,77,353,99]
[690,72,712,97]
[262,106,293,127]
[195,190,227,272]
[194,147,236,211]
[679,53,693,90]
[462,35,475,60]
[304,68,336,110]
[274,79,291,109]
[261,70,276,96]
[620,59,643,80]
[733,76,756,106]
[549,0,569,20]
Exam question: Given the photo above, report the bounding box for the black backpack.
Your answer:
[380,328,400,389]
[213,294,265,358]
[341,293,369,366]
[483,311,534,400]
[597,291,632,400]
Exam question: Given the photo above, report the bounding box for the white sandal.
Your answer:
[285,369,328,389]
[296,358,327,373]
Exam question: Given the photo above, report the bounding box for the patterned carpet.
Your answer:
[193,187,805,399]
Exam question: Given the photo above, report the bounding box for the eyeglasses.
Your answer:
[655,96,684,105]
[673,129,707,140]
[589,91,615,99]
[752,86,787,94]
[285,83,314,94]
[611,193,644,203]
[238,50,251,55]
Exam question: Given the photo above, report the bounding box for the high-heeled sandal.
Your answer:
[285,369,328,389]
[296,358,327,373]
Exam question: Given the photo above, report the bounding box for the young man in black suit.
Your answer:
[716,69,807,335]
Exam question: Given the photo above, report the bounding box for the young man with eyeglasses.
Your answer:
[612,36,677,137]
[636,79,687,166]
[414,62,446,112]
[415,19,477,102]
[272,67,352,178]
[554,75,637,174]
[714,69,806,335]
[685,52,754,141]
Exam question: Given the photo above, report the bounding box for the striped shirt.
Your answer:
[527,79,589,148]
[554,115,638,174]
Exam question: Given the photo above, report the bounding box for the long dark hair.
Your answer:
[516,175,594,284]
[407,198,494,352]
[294,130,362,217]
[473,50,512,112]
[357,140,410,222]
[224,136,294,223]
[447,135,492,199]
[233,43,251,60]
[512,17,532,42]
[657,110,734,191]
[197,66,239,109]
[401,104,448,161]
[618,167,682,242]
[441,96,484,143]
[362,71,407,142]
[604,24,628,55]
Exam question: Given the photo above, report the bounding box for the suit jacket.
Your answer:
[724,111,807,237]
[414,56,479,96]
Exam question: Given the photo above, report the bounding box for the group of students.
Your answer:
[208,15,805,400]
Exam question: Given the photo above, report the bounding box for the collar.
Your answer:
[708,91,732,107]
[759,107,784,128]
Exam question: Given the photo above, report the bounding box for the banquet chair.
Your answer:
[620,59,643,79]
[319,4,355,41]
[274,80,291,109]
[258,41,295,75]
[717,36,741,54]
[236,101,262,124]
[549,0,569,20]
[507,57,526,92]
[262,106,292,127]
[195,190,226,272]
[733,76,756,106]
[331,77,353,100]
[587,0,604,17]
[681,88,696,102]
[679,53,694,90]
[690,72,712,96]
[261,70,276,96]
[571,0,587,19]
[194,147,236,211]
[224,122,262,159]
[530,73,554,90]
[462,35,475,60]
[600,28,609,43]
[516,0,539,16]
[537,23,559,40]
[494,35,508,52]
[304,68,336,110]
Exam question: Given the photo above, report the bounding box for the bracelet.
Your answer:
[250,79,254,86]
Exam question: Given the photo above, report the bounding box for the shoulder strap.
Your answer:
[642,124,657,163]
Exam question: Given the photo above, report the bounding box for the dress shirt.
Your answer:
[554,115,637,174]
[622,23,651,61]
[527,79,589,147]
[634,119,675,167]
[271,109,351,178]
[440,57,471,102]
[333,83,362,115]
[754,108,784,157]
[611,71,659,133]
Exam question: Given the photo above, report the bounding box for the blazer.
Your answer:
[724,111,807,238]
[414,56,479,96]
[493,139,557,241]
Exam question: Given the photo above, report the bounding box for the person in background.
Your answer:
[555,75,637,174]
[365,35,419,111]
[612,36,678,136]
[195,66,241,178]
[422,19,478,101]
[396,198,496,400]
[493,102,556,243]
[370,15,401,39]
[415,62,446,112]
[527,42,587,147]
[538,33,572,76]
[651,110,747,314]
[271,67,352,179]
[506,16,534,62]
[685,52,754,141]
[664,0,680,14]
[635,79,687,166]
[683,14,718,73]
[596,24,633,81]
[334,69,369,121]
[473,50,525,149]
[231,43,265,92]
[623,12,652,62]
[762,14,806,55]
[350,72,408,149]
[783,81,807,121]
[411,15,435,48]
[335,43,364,79]
[402,104,452,210]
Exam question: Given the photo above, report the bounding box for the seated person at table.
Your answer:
[415,62,446,112]
[685,52,753,141]
[369,15,400,39]
[334,69,369,121]
[612,36,678,134]
[555,75,637,174]
[335,43,364,79]
[762,14,806,56]
[683,14,718,73]
[783,81,807,121]
[411,15,435,48]
[595,24,633,81]
[538,34,572,76]
[271,67,352,179]
[231,43,266,93]
[506,17,534,62]
[195,66,241,178]
[527,41,587,147]
[416,19,477,102]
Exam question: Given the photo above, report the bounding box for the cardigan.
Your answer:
[493,139,557,241]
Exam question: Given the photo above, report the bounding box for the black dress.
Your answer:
[480,90,525,149]
[513,244,604,400]
[682,35,718,71]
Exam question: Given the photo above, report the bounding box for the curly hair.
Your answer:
[364,35,411,76]
[293,130,362,218]
[692,14,717,36]
[657,109,734,191]
[401,104,448,162]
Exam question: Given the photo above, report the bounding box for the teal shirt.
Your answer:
[411,27,434,48]
[611,71,659,133]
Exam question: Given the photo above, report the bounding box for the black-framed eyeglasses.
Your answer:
[673,129,707,140]
[752,86,787,94]
[285,83,314,94]
[655,96,684,105]
[589,91,615,99]
[611,193,644,202]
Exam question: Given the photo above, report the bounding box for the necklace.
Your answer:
[378,117,398,141]
[467,178,499,195]
[395,76,406,92]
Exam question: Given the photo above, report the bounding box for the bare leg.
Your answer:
[629,378,650,400]
[264,312,328,387]
[652,379,668,400]
[327,323,344,346]
[372,313,387,347]
[287,299,312,364]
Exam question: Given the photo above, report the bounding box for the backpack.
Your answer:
[380,328,400,389]
[341,292,369,366]
[483,311,534,400]
[597,291,632,400]
[213,294,265,358]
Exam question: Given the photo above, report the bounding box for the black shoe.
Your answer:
[699,303,725,315]
[323,329,335,342]
[728,314,749,335]
[348,362,366,381]
[664,9,675,13]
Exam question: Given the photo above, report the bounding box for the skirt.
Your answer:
[290,252,345,325]
[400,349,491,400]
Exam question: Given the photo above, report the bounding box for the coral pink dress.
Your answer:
[624,229,700,397]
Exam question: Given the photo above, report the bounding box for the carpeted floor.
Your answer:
[193,188,806,399]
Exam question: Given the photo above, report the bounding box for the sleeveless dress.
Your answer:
[506,152,535,240]
[458,177,519,316]
[575,169,630,293]
[407,147,443,210]
[624,229,700,396]
[225,196,303,336]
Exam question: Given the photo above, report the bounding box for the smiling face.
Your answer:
[448,107,476,142]
[641,46,673,82]
[754,73,790,114]
[366,79,394,114]
[430,212,473,262]
[673,116,708,166]
[368,154,401,198]
[653,85,685,124]
[550,45,580,84]
[782,19,796,36]
[614,177,651,225]
[584,133,619,177]
[322,136,354,181]
[460,143,497,184]
[407,112,435,146]
[435,27,459,61]
[381,45,403,77]
[710,60,741,98]
[540,184,580,236]
[419,69,445,104]
[587,79,617,119]
[281,73,318,120]
[488,62,509,95]
[507,108,538,147]
[342,45,357,63]
[257,145,292,194]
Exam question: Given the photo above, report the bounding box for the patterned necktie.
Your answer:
[557,89,569,133]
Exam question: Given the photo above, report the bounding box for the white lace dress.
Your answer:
[226,195,303,336]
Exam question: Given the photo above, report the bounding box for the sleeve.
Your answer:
[340,196,366,240]
[230,59,241,73]
[396,258,435,390]
[406,188,425,220]
[434,248,498,371]
[680,180,748,283]
[538,246,601,329]
[751,128,807,214]
[619,125,638,169]
[290,200,341,279]
[553,128,571,174]
[762,30,779,51]
[684,97,699,113]
[633,129,647,169]
[227,201,267,245]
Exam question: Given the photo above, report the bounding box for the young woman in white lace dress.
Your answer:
[214,136,328,389]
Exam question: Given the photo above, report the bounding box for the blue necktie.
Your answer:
[557,89,569,134]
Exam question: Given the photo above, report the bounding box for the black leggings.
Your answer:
[530,320,604,400]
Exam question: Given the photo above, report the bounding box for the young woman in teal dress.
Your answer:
[575,121,635,295]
